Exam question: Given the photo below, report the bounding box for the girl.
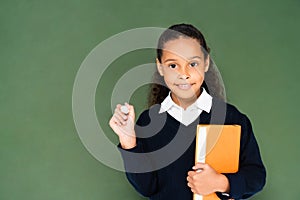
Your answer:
[109,24,266,199]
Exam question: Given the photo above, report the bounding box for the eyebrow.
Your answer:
[163,58,177,63]
[163,56,202,63]
[188,56,202,60]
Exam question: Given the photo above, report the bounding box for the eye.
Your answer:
[190,62,198,67]
[168,64,177,69]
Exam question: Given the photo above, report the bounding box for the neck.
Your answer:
[171,95,198,110]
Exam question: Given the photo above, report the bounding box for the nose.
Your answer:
[178,67,190,79]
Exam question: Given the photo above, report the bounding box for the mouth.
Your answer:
[175,83,194,90]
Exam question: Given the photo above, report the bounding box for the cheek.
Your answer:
[163,76,175,87]
[192,68,205,80]
[163,70,177,83]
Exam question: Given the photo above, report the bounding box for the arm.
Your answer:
[187,114,266,199]
[217,114,266,199]
[118,141,159,197]
[110,105,158,197]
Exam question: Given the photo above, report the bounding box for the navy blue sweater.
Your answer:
[119,99,266,199]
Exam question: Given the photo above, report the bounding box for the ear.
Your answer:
[204,55,210,72]
[156,58,164,76]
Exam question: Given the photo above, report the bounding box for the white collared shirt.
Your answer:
[159,88,212,126]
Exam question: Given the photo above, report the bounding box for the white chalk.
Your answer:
[120,105,129,114]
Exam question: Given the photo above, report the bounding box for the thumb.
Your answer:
[125,102,135,119]
[192,162,207,171]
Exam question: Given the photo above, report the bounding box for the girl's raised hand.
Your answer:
[109,103,136,149]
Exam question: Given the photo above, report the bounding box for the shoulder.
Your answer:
[212,99,256,147]
[136,104,162,126]
[211,98,250,125]
[226,102,246,120]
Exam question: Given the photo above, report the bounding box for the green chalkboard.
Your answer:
[1,0,299,199]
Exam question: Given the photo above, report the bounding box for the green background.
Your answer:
[1,0,299,199]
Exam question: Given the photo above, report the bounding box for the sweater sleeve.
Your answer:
[118,142,158,197]
[118,110,159,197]
[217,114,266,199]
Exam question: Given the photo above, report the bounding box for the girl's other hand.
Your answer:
[109,103,136,149]
[187,162,230,196]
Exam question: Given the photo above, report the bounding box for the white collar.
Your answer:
[159,88,212,114]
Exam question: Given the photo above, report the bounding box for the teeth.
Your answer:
[177,84,191,89]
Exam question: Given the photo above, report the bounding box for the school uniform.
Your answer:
[118,89,266,200]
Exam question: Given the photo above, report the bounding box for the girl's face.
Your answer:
[157,37,209,109]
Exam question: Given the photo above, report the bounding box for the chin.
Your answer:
[174,92,199,101]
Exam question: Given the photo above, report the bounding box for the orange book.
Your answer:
[193,125,241,200]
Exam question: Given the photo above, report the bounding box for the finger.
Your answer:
[187,182,194,189]
[125,102,130,107]
[113,105,128,125]
[188,171,196,177]
[115,107,128,120]
[192,162,207,171]
[114,112,127,125]
[186,176,191,182]
[124,102,130,110]
[109,117,117,128]
[111,114,124,126]
[116,104,127,116]
[126,103,135,118]
[114,106,128,121]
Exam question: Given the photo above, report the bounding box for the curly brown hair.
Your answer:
[147,23,225,107]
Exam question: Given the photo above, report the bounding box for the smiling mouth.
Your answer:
[175,83,194,90]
